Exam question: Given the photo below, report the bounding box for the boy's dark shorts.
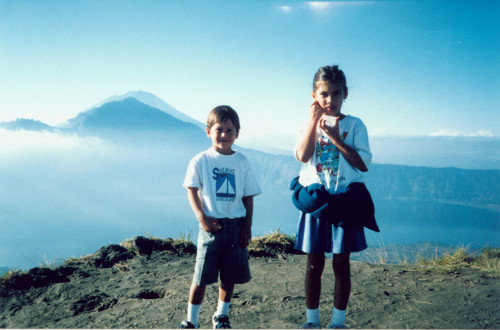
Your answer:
[193,218,251,286]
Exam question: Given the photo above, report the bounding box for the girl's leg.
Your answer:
[305,252,326,309]
[332,253,351,310]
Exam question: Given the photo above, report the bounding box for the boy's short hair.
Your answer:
[206,105,241,131]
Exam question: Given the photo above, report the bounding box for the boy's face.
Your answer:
[312,81,346,117]
[206,119,239,155]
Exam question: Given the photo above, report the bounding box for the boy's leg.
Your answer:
[186,283,206,325]
[216,281,234,315]
[219,281,235,303]
[212,281,234,328]
[189,283,207,305]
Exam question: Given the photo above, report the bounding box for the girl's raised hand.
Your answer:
[309,101,324,123]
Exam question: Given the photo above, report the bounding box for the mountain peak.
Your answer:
[88,91,204,129]
[63,97,208,145]
[68,97,189,131]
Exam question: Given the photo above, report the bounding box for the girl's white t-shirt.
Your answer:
[183,148,262,219]
[295,115,372,194]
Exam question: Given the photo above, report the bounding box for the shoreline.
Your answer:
[1,237,497,274]
[1,235,499,328]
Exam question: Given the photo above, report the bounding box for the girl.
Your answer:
[293,65,379,329]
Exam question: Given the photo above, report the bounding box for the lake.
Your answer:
[1,193,498,271]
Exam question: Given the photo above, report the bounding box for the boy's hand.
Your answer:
[240,227,252,248]
[187,187,222,233]
[201,216,222,233]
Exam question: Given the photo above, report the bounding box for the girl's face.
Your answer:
[312,81,346,117]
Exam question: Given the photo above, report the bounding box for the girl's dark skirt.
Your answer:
[294,212,367,254]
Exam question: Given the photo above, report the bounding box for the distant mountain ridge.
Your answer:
[366,164,500,211]
[1,92,499,211]
[0,118,55,132]
[242,148,500,212]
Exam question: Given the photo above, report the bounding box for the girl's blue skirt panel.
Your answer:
[294,212,367,254]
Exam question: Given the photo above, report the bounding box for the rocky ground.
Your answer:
[0,237,499,329]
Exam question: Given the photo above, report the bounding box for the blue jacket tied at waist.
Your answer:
[290,176,380,232]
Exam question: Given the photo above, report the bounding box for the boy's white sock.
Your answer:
[306,308,320,324]
[187,303,202,324]
[331,307,346,326]
[216,300,230,316]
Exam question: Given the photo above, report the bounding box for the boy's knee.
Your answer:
[220,281,235,290]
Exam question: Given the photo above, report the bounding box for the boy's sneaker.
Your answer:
[178,320,200,329]
[296,322,322,329]
[328,322,349,329]
[212,314,232,329]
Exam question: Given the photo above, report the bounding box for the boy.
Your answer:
[179,105,261,329]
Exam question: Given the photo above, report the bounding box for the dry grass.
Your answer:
[476,247,500,273]
[2,232,498,286]
[121,235,196,256]
[248,228,299,258]
[417,246,500,277]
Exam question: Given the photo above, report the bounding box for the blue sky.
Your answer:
[1,0,499,149]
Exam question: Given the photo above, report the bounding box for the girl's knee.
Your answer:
[332,253,351,277]
[333,253,350,264]
[306,253,325,276]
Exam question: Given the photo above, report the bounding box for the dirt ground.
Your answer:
[1,247,498,329]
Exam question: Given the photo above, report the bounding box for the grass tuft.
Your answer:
[472,247,500,277]
[248,228,300,258]
[417,246,500,277]
[121,234,196,256]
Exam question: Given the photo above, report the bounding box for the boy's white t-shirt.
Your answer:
[295,115,372,194]
[183,148,262,219]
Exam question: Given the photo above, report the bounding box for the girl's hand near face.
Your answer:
[296,101,325,163]
[309,101,324,123]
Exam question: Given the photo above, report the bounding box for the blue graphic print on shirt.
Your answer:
[213,167,236,201]
[315,131,348,187]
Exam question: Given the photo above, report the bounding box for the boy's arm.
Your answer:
[240,196,254,247]
[186,187,221,233]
